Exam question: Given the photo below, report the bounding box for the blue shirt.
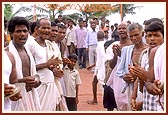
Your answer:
[85,30,98,48]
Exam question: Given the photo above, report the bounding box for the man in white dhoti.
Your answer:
[115,23,148,111]
[106,22,132,111]
[26,18,62,111]
[7,16,41,111]
[47,21,68,111]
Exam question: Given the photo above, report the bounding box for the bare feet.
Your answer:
[87,100,98,105]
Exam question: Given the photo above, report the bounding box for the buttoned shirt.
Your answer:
[74,27,87,48]
[63,65,81,97]
[85,29,98,48]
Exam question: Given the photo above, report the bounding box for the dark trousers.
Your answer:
[65,97,77,111]
[77,48,86,67]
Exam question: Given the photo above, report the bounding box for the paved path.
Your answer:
[76,68,106,111]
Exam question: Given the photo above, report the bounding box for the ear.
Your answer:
[142,31,144,37]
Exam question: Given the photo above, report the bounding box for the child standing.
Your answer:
[62,54,82,111]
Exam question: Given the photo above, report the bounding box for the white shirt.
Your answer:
[66,26,76,46]
[63,65,81,97]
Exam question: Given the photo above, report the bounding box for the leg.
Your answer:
[77,48,82,67]
[82,48,87,68]
[92,75,98,103]
[87,75,98,104]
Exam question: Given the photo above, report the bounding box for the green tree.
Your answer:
[115,4,142,21]
[4,4,13,20]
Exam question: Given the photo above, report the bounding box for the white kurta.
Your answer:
[30,40,61,111]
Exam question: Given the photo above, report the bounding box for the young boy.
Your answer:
[62,54,82,111]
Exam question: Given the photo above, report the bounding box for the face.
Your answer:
[37,19,51,40]
[128,28,143,45]
[58,16,63,22]
[11,25,29,46]
[68,21,73,27]
[118,23,127,39]
[49,26,58,42]
[83,21,87,27]
[69,58,77,66]
[56,28,66,43]
[91,23,96,29]
[79,21,84,28]
[146,31,164,49]
[104,31,109,38]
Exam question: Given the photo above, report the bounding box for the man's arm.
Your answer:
[145,46,158,95]
[5,50,18,84]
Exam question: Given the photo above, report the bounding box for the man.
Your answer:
[128,19,164,111]
[86,21,98,69]
[55,23,67,58]
[106,22,132,110]
[143,21,164,111]
[65,19,76,55]
[112,23,119,41]
[115,23,148,110]
[74,19,87,69]
[87,30,107,105]
[48,21,68,111]
[4,49,22,111]
[26,18,62,111]
[7,16,41,111]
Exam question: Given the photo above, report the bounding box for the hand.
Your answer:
[128,63,146,82]
[152,80,164,95]
[86,65,94,71]
[131,98,137,111]
[33,74,41,88]
[112,44,121,57]
[9,92,22,101]
[123,73,135,83]
[76,97,79,104]
[62,57,71,65]
[23,76,37,91]
[53,67,64,78]
[4,83,15,96]
[47,56,62,68]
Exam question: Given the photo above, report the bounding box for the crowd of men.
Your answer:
[3,14,165,112]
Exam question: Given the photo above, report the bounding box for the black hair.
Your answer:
[57,23,67,29]
[58,14,63,18]
[30,21,37,34]
[145,21,164,37]
[144,18,163,25]
[54,18,60,24]
[8,16,29,33]
[78,18,83,23]
[93,17,98,21]
[51,21,57,26]
[68,53,78,61]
